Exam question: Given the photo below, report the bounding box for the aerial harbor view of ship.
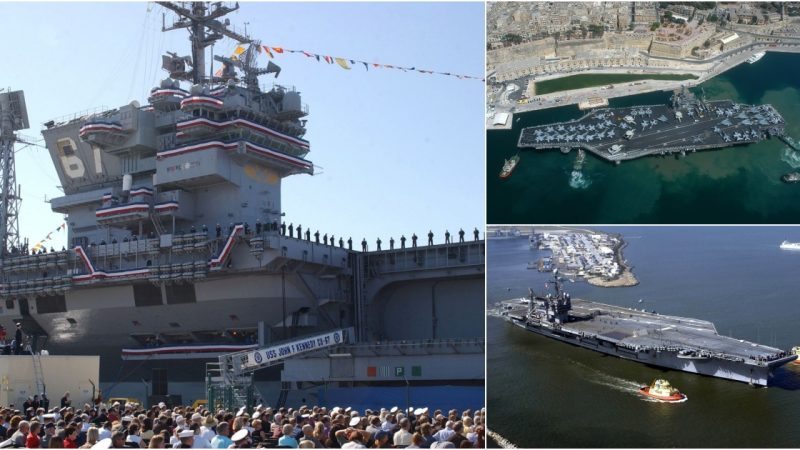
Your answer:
[487,226,800,447]
[487,2,800,224]
[0,0,486,432]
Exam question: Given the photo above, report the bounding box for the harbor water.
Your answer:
[487,52,800,224]
[487,227,800,448]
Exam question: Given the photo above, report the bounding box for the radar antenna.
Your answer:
[213,40,281,90]
[157,2,281,87]
[0,89,29,259]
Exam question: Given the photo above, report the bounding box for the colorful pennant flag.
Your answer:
[258,44,483,82]
[335,58,351,70]
[29,222,67,253]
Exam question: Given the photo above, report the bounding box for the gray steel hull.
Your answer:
[510,319,774,386]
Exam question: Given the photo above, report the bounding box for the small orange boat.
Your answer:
[639,379,686,402]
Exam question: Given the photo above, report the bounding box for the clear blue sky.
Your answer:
[1,2,485,249]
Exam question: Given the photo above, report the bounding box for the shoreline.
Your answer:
[487,45,800,125]
[586,238,639,288]
[535,228,639,288]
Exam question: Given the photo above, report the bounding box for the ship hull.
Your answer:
[509,318,776,386]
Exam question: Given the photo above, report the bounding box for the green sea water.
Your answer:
[534,72,698,95]
[487,52,800,224]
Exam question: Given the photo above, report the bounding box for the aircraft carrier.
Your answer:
[518,88,786,163]
[0,2,484,410]
[491,275,797,386]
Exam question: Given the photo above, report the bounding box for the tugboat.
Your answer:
[781,172,800,183]
[499,154,521,179]
[639,379,687,402]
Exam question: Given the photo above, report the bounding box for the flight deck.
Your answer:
[518,88,786,163]
[494,288,796,386]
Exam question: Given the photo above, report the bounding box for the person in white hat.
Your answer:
[200,414,216,444]
[175,429,195,448]
[89,437,113,449]
[230,429,250,449]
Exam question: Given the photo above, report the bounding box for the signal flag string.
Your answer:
[224,44,484,82]
[30,222,67,252]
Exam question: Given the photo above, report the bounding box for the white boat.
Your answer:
[779,241,800,250]
[747,51,766,64]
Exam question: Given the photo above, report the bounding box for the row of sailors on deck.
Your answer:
[8,223,482,258]
[8,245,64,256]
[750,351,789,362]
[278,225,481,251]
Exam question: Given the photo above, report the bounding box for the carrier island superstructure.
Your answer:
[518,88,787,163]
[493,276,797,386]
[0,2,484,408]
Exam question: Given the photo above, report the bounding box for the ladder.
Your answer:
[276,381,291,408]
[206,362,254,412]
[353,255,368,341]
[149,211,167,237]
[31,353,45,397]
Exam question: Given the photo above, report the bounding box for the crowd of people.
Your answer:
[0,397,485,449]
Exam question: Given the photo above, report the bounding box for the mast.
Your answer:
[158,1,249,84]
[0,89,28,259]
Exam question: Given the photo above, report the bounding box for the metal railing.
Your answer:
[361,241,484,275]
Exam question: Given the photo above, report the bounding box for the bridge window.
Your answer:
[4,300,13,310]
[66,318,77,327]
[169,322,180,328]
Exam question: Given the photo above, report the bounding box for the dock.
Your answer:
[578,97,609,110]
[487,111,513,130]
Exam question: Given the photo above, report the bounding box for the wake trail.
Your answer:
[487,429,518,449]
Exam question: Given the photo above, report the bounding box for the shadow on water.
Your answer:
[768,365,800,391]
